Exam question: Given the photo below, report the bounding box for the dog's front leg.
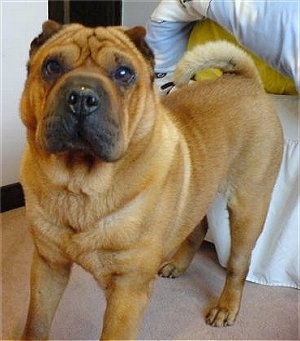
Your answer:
[22,248,72,340]
[100,274,153,340]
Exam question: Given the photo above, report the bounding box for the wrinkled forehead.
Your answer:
[33,24,140,68]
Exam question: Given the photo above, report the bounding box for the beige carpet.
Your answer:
[1,207,299,340]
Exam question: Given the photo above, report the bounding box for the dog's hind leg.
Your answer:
[159,216,208,278]
[205,188,272,327]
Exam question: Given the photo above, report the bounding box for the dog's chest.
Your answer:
[49,190,103,232]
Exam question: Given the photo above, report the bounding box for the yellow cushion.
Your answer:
[188,20,297,95]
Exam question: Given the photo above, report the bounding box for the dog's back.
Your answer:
[163,41,282,171]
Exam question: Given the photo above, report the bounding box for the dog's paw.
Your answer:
[158,262,185,278]
[205,306,237,327]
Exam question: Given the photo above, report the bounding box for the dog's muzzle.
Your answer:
[41,75,121,162]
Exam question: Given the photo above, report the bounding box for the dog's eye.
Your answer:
[43,59,63,79]
[113,66,135,85]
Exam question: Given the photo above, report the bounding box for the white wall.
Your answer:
[122,0,159,27]
[1,1,48,186]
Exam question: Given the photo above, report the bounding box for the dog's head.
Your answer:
[21,20,155,163]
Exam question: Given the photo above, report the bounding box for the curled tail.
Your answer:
[174,40,263,87]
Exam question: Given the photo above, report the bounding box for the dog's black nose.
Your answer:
[67,86,100,116]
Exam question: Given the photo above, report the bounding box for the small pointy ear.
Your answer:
[125,26,155,71]
[29,20,62,57]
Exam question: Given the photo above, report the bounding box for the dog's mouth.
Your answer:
[39,76,123,162]
[42,113,120,161]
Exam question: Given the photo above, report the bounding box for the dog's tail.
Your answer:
[174,40,263,87]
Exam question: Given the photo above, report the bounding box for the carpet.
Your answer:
[1,207,299,340]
